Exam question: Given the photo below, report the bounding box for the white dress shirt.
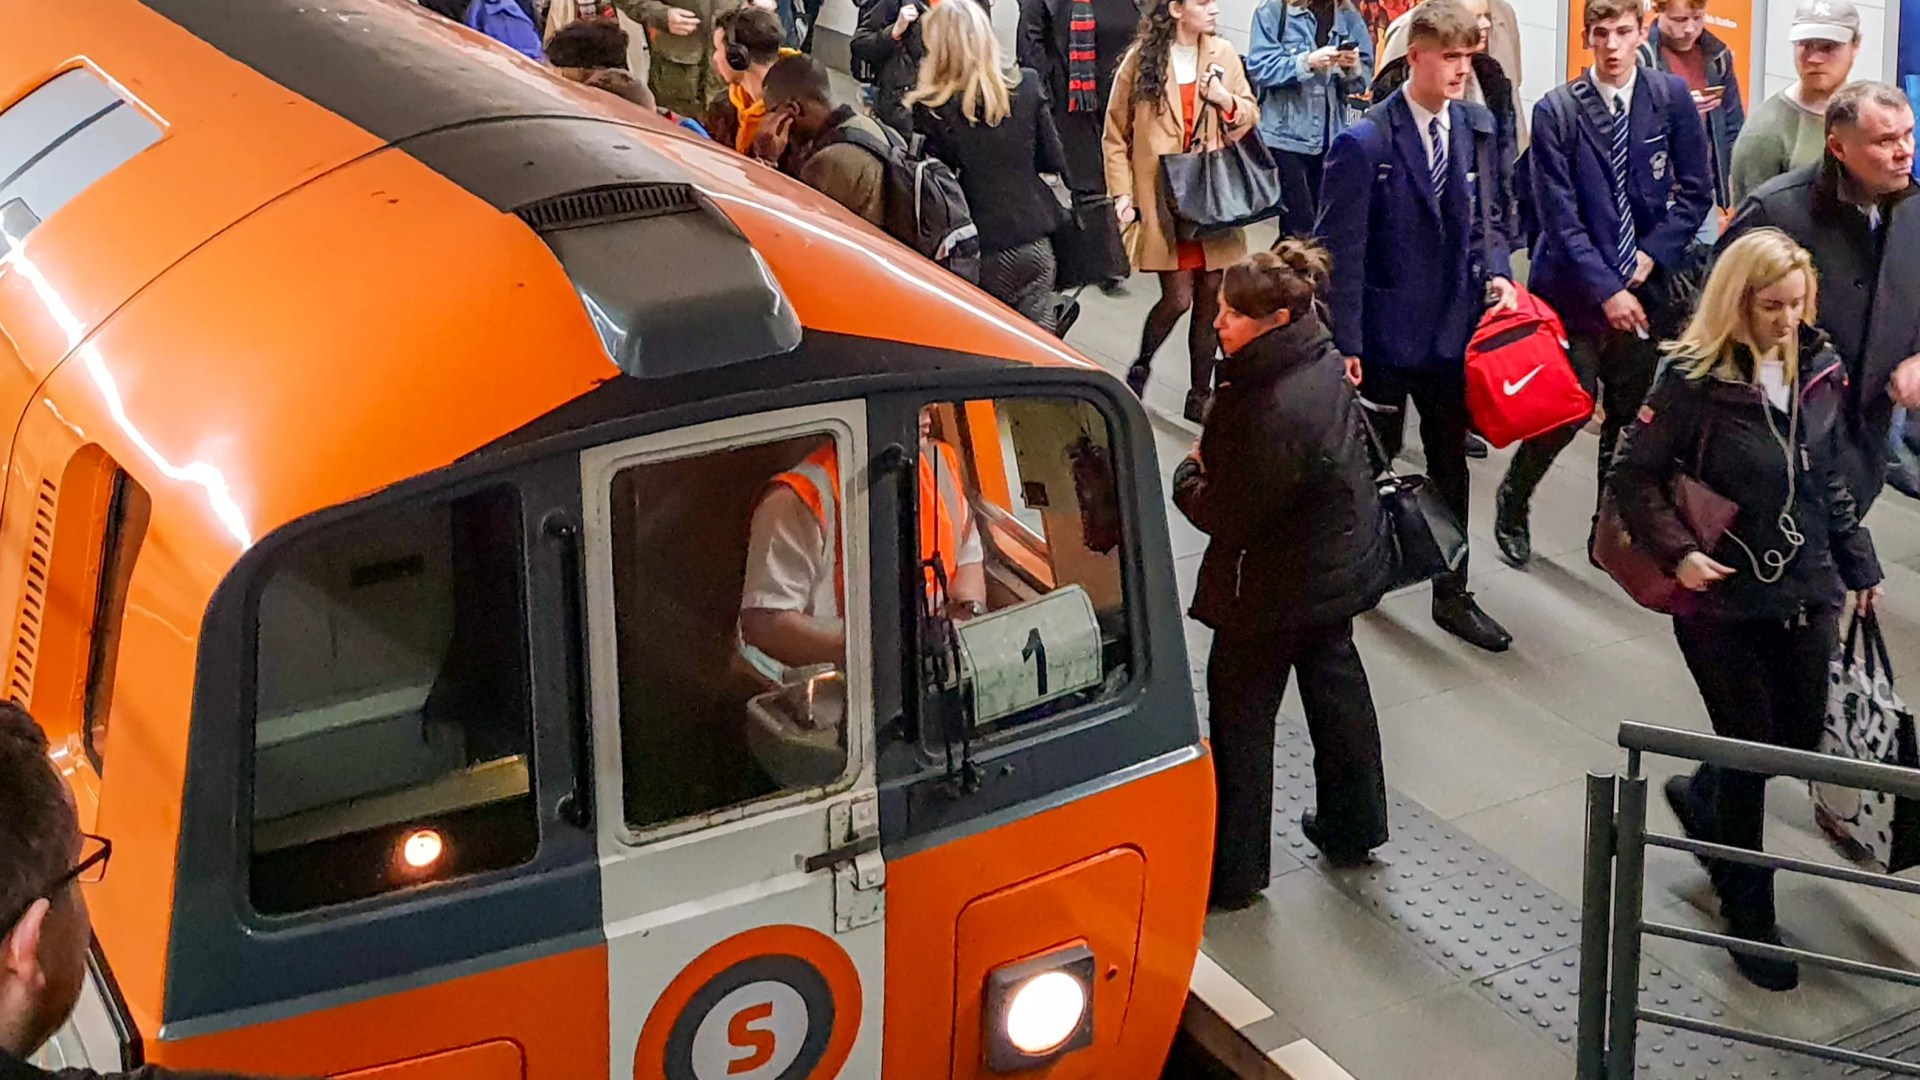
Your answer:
[1406,95,1452,167]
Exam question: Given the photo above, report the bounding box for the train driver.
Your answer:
[739,410,987,681]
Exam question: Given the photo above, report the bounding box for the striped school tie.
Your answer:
[1429,117,1447,200]
[1610,97,1637,282]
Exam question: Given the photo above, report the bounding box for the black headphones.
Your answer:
[723,17,751,73]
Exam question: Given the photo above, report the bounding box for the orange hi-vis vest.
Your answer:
[768,442,971,618]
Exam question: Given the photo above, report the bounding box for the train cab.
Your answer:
[2,1,1214,1077]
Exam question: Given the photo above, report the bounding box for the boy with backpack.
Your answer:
[1491,0,1711,567]
[753,55,981,282]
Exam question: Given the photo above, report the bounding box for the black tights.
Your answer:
[1136,268,1223,396]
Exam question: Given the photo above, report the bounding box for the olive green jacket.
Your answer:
[613,0,741,115]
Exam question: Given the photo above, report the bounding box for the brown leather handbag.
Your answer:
[1591,412,1739,616]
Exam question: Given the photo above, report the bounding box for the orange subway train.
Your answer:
[0,1,1214,1077]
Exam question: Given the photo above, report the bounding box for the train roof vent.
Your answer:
[9,479,56,703]
[524,183,802,381]
[514,183,699,233]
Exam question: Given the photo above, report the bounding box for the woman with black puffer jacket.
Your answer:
[1172,240,1394,911]
[1611,228,1883,994]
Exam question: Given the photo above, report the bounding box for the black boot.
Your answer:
[1494,475,1532,567]
[1125,363,1151,397]
[1721,868,1798,991]
[1433,589,1511,652]
[1663,774,1719,875]
[1184,389,1211,424]
[1726,923,1800,992]
[1302,811,1374,867]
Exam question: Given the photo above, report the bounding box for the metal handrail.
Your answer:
[1577,722,1920,1080]
[1618,720,1920,799]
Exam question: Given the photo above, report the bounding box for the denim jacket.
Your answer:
[1638,25,1745,207]
[1246,0,1373,155]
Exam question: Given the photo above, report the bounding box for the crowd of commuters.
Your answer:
[127,0,1920,1009]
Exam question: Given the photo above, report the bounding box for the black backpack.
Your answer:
[820,122,982,284]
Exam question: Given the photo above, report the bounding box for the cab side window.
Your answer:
[82,470,150,772]
[603,430,856,835]
[917,398,1130,738]
[247,487,537,915]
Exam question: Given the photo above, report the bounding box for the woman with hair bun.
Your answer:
[1173,240,1394,909]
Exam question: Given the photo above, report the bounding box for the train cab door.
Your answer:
[578,401,884,1080]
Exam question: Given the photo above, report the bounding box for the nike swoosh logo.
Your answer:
[1503,366,1545,396]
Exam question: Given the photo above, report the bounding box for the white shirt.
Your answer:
[1758,356,1791,412]
[740,477,984,623]
[1406,96,1451,166]
[1590,68,1638,117]
[1171,43,1200,86]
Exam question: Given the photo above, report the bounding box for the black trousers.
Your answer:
[1207,617,1389,900]
[1502,327,1659,509]
[1671,608,1839,928]
[1274,148,1325,240]
[1362,363,1472,593]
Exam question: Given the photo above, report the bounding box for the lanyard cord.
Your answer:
[1722,379,1805,584]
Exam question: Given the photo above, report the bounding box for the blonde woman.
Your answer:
[1103,0,1259,422]
[1611,228,1882,993]
[908,1,1069,325]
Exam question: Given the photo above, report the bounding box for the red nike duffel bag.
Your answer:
[1465,284,1594,448]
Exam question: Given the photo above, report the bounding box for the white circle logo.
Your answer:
[688,980,810,1080]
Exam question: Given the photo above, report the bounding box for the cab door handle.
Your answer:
[804,835,880,874]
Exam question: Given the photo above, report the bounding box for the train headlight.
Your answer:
[984,944,1095,1072]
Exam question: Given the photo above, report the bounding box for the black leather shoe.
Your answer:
[1125,364,1151,397]
[1302,811,1374,867]
[1465,432,1490,459]
[1433,592,1512,652]
[1493,478,1532,567]
[1727,924,1800,992]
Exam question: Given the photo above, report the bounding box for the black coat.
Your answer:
[1016,0,1142,190]
[1721,161,1920,504]
[1173,315,1393,633]
[1611,331,1882,623]
[852,0,992,136]
[1370,52,1521,252]
[914,68,1068,253]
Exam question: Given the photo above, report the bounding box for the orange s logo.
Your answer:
[726,1001,777,1075]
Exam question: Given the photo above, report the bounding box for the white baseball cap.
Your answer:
[1789,0,1861,43]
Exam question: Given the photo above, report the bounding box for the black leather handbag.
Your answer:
[1052,191,1131,290]
[1358,398,1469,590]
[1158,89,1284,239]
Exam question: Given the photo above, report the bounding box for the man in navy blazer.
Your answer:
[1319,0,1519,652]
[1493,0,1712,564]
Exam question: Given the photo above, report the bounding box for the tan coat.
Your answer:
[1102,35,1261,272]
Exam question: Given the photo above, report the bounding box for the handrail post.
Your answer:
[1605,775,1649,1080]
[1577,772,1617,1080]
